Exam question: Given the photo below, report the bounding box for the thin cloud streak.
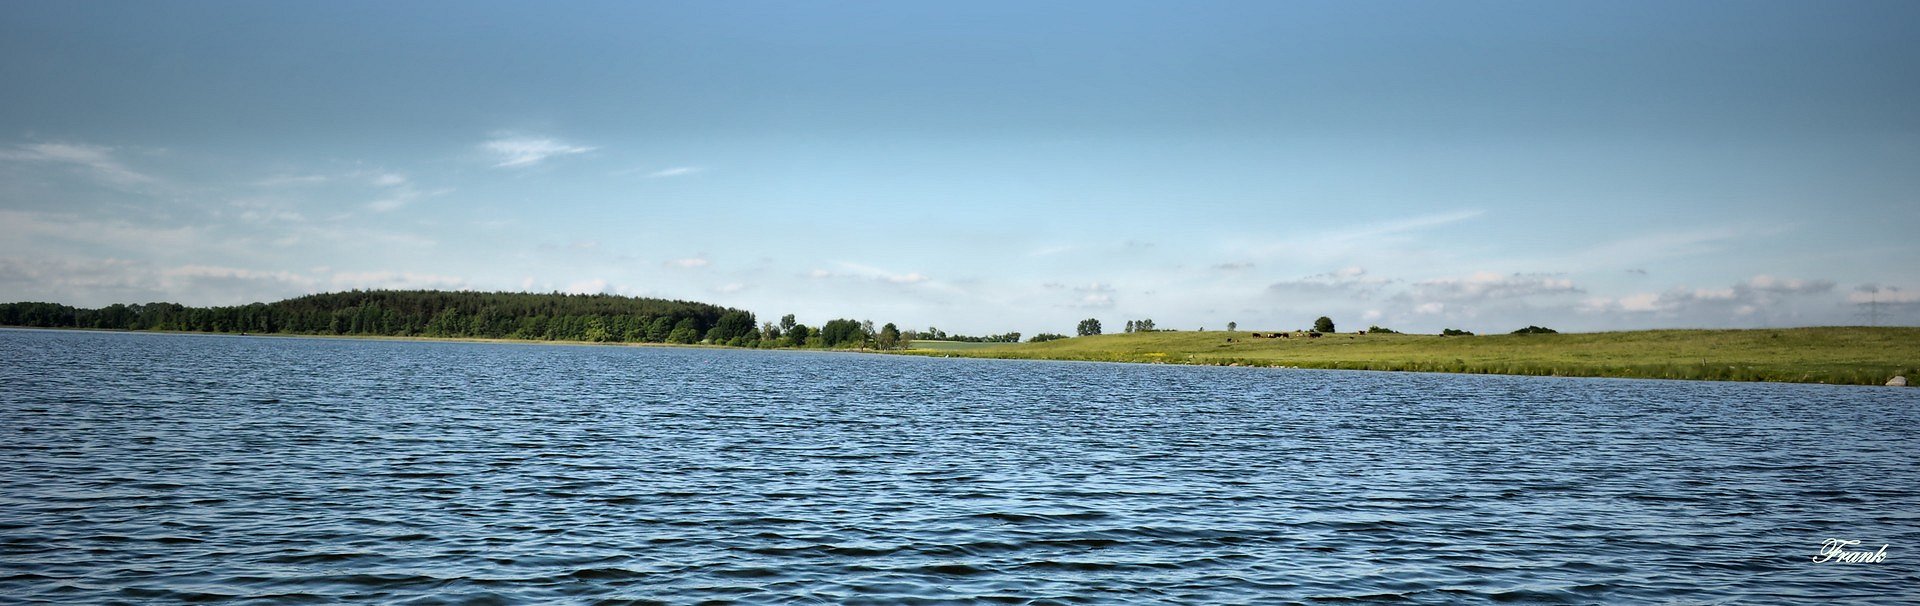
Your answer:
[482,136,596,168]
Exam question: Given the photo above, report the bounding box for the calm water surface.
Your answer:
[2,328,1916,604]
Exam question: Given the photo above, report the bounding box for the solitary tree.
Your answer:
[1313,316,1335,333]
[878,322,901,349]
[1077,318,1103,336]
[1227,321,1237,331]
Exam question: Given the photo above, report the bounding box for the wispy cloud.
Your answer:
[0,142,154,186]
[565,278,611,294]
[1579,275,1834,319]
[666,256,711,269]
[1411,271,1583,302]
[360,172,451,213]
[1323,209,1485,244]
[252,174,330,187]
[645,166,702,178]
[1269,266,1391,298]
[330,270,468,291]
[835,262,934,285]
[482,136,596,168]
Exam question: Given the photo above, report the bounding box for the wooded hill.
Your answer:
[0,290,762,345]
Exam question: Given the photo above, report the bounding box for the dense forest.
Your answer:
[0,290,906,349]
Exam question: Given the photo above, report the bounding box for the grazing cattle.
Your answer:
[1307,332,1322,339]
[1278,332,1290,339]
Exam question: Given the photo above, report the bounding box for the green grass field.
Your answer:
[906,340,1014,351]
[899,327,1919,385]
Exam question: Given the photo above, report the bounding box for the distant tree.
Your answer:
[1366,325,1397,334]
[1441,328,1474,336]
[761,321,781,341]
[878,322,901,349]
[1029,333,1070,342]
[819,318,866,347]
[1227,321,1237,332]
[1313,316,1335,333]
[787,324,811,347]
[1077,318,1103,336]
[646,316,674,342]
[779,314,796,332]
[1511,325,1557,334]
[1125,320,1135,333]
[668,317,701,344]
[710,310,756,342]
[1135,318,1156,332]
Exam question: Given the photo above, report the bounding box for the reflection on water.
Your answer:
[2,328,1915,603]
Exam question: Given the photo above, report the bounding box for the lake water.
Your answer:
[2,328,1916,604]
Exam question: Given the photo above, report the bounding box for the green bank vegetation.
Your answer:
[903,327,1920,385]
[0,291,916,351]
[8,293,1913,385]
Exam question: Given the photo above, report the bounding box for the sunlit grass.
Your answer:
[905,340,1010,351]
[897,327,1920,385]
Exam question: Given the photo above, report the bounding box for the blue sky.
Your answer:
[3,1,1917,334]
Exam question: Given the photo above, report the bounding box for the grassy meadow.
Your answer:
[903,327,1919,385]
[906,340,1013,351]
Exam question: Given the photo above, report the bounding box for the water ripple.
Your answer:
[2,329,1917,604]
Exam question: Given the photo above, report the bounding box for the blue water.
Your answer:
[2,328,1916,604]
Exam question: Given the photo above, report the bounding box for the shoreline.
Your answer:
[4,325,1913,387]
[892,328,1919,387]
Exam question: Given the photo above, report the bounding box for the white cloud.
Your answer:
[1744,274,1833,294]
[566,278,611,294]
[483,136,596,168]
[1269,266,1391,298]
[0,209,204,255]
[361,172,448,213]
[834,262,935,286]
[808,269,832,279]
[1412,271,1582,302]
[645,166,701,178]
[715,282,746,294]
[666,257,711,269]
[1579,274,1835,320]
[253,174,330,187]
[0,142,154,186]
[329,271,468,291]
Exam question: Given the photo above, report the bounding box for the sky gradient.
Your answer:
[3,1,1917,334]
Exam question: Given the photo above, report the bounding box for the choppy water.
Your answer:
[1,328,1916,604]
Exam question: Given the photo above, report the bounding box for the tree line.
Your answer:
[0,290,917,350]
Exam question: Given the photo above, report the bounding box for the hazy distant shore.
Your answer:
[5,325,1912,386]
